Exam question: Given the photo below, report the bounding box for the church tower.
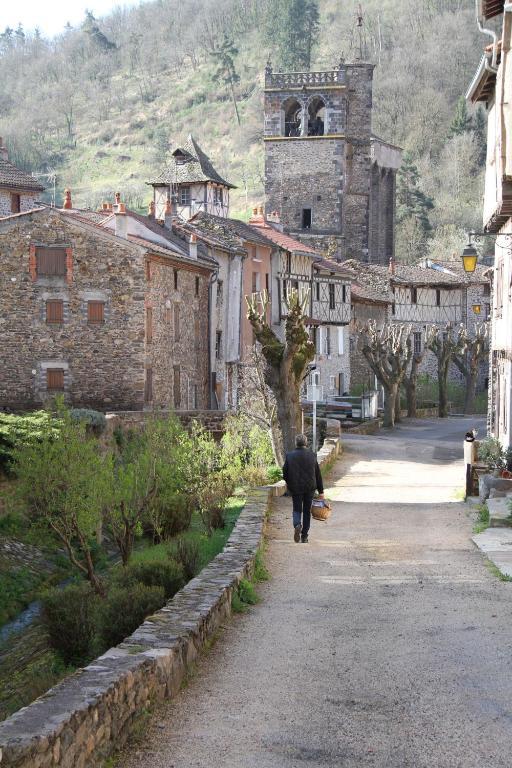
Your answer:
[263,61,401,263]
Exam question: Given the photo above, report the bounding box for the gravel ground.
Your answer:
[121,417,512,768]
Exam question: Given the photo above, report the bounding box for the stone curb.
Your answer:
[0,439,341,768]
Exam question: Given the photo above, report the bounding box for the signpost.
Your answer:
[307,372,323,453]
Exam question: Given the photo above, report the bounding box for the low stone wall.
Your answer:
[0,439,341,768]
[105,410,226,440]
[342,419,381,435]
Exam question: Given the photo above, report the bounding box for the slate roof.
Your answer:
[148,135,236,189]
[312,257,353,279]
[0,156,45,192]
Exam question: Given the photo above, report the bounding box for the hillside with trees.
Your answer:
[0,0,487,260]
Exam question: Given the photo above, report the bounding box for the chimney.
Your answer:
[164,196,175,229]
[115,191,121,205]
[248,205,266,227]
[267,209,283,232]
[113,202,128,239]
[189,233,198,260]
[389,256,395,275]
[63,189,73,210]
[0,138,7,161]
[148,200,155,218]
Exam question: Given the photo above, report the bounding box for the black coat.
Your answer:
[282,447,324,496]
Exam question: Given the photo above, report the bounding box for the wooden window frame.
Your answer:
[87,301,105,324]
[46,299,64,324]
[179,187,191,206]
[11,193,20,214]
[329,283,336,310]
[46,368,65,392]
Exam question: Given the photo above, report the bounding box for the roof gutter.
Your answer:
[476,0,499,72]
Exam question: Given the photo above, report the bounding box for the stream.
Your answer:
[0,600,42,645]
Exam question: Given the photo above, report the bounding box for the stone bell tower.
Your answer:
[263,61,401,263]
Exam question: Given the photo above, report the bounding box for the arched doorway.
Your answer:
[308,97,326,136]
[282,98,303,137]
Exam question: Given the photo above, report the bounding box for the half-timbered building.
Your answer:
[148,135,235,221]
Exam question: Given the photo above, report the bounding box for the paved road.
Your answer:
[123,417,512,768]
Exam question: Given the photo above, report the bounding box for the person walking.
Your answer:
[282,434,324,543]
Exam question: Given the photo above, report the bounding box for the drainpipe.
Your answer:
[476,0,499,72]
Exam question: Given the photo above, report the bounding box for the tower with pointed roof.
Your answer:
[148,135,236,221]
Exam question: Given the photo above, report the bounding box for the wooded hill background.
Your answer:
[0,0,488,262]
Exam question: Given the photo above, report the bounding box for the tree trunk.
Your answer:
[394,388,402,423]
[269,422,284,466]
[464,368,478,415]
[274,374,301,454]
[383,382,398,428]
[229,78,241,126]
[405,377,417,418]
[438,360,449,418]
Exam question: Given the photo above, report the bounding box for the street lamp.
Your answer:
[461,238,478,273]
[461,231,512,273]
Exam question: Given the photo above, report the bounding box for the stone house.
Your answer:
[467,1,512,446]
[263,62,402,263]
[0,138,45,217]
[148,135,235,221]
[248,209,352,395]
[0,200,214,412]
[344,258,491,391]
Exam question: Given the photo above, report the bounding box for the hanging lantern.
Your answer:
[472,303,482,315]
[461,242,478,273]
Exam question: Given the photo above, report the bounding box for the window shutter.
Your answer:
[46,300,64,324]
[36,248,67,276]
[88,301,105,324]
[174,304,180,341]
[146,306,153,342]
[11,194,20,214]
[47,368,64,391]
[338,327,344,355]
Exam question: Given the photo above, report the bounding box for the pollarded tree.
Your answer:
[426,324,466,418]
[452,323,489,415]
[401,341,426,418]
[359,322,412,429]
[246,289,315,454]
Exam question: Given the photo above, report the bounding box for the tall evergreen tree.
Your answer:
[263,0,320,71]
[449,96,473,137]
[396,153,434,233]
[211,35,241,125]
[473,107,487,167]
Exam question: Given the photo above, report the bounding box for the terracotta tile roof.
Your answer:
[148,135,235,189]
[0,157,45,192]
[248,220,319,256]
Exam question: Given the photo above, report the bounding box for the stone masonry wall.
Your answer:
[0,438,342,768]
[0,190,39,218]
[0,209,146,411]
[146,256,210,410]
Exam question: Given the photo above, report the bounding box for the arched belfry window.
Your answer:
[283,98,303,137]
[308,97,326,136]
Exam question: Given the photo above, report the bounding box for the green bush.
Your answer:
[42,583,100,665]
[267,465,283,484]
[174,536,201,581]
[69,409,106,435]
[0,510,25,536]
[113,559,184,599]
[99,583,165,648]
[0,411,60,472]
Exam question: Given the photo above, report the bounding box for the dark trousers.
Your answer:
[292,492,314,536]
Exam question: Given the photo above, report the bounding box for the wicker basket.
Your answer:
[311,499,332,521]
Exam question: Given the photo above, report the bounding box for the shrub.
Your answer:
[0,411,60,472]
[197,472,232,533]
[69,409,106,435]
[112,558,184,599]
[242,465,269,488]
[42,583,100,665]
[99,583,165,648]
[174,536,201,581]
[267,465,283,484]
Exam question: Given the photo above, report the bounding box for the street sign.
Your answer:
[307,384,324,402]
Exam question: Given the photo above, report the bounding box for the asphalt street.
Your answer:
[122,417,512,768]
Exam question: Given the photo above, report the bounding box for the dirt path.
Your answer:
[122,417,512,768]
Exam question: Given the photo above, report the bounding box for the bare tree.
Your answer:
[401,341,426,418]
[426,324,466,418]
[239,344,284,465]
[359,322,412,428]
[246,289,315,453]
[452,323,489,415]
